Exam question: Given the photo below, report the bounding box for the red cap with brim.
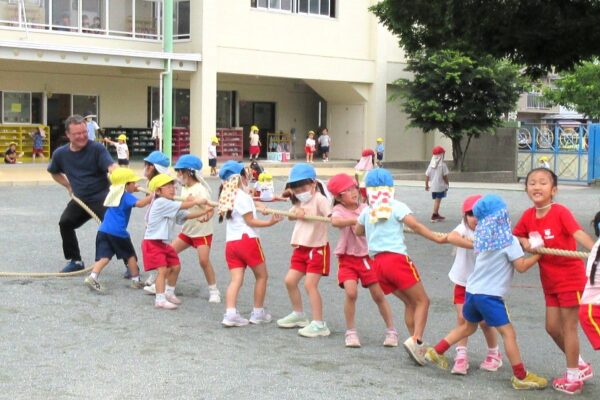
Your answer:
[361,148,375,157]
[462,194,483,213]
[327,173,357,196]
[432,146,445,155]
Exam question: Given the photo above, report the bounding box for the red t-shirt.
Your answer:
[513,203,586,294]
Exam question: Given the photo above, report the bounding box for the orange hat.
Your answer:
[432,146,445,155]
[462,194,483,213]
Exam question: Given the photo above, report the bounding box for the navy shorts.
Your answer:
[377,152,383,161]
[209,158,217,167]
[431,191,447,199]
[320,146,330,153]
[95,231,137,262]
[117,158,129,166]
[462,292,511,327]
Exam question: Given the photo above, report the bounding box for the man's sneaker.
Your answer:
[345,331,361,348]
[298,321,331,338]
[480,352,503,371]
[222,313,249,327]
[451,354,469,375]
[277,312,310,328]
[249,309,272,324]
[383,329,399,347]
[165,293,182,305]
[144,284,156,295]
[552,375,583,395]
[155,300,178,310]
[511,371,548,390]
[145,273,156,286]
[579,363,593,382]
[425,347,449,370]
[208,288,221,303]
[403,337,427,366]
[130,280,145,289]
[84,276,104,293]
[61,260,85,273]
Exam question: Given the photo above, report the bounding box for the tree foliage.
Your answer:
[371,0,600,74]
[543,60,600,120]
[394,50,524,170]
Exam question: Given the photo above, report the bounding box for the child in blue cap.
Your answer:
[425,194,548,391]
[277,163,332,337]
[355,168,446,365]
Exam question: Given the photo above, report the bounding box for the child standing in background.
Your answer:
[355,148,375,202]
[425,146,449,222]
[277,163,332,337]
[425,194,547,391]
[305,131,316,163]
[249,125,261,161]
[445,194,502,375]
[580,212,600,353]
[217,161,282,327]
[208,135,219,176]
[31,127,46,162]
[104,134,130,166]
[355,168,446,365]
[327,173,398,348]
[375,137,385,168]
[318,128,331,162]
[514,168,594,395]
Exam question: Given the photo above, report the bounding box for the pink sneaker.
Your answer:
[480,352,503,372]
[579,363,593,382]
[451,354,469,375]
[552,375,583,395]
[155,300,178,310]
[165,293,182,305]
[345,330,361,348]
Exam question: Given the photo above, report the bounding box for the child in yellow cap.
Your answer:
[208,135,219,176]
[104,134,130,166]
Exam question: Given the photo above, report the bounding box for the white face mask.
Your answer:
[295,190,313,204]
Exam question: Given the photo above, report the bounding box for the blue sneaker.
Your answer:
[61,260,85,273]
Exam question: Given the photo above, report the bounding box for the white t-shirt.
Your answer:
[250,132,260,146]
[448,222,476,286]
[425,163,449,193]
[144,197,187,242]
[466,236,524,298]
[208,144,217,160]
[226,189,259,242]
[115,143,129,160]
[582,238,600,304]
[181,182,213,238]
[305,138,316,148]
[318,134,331,147]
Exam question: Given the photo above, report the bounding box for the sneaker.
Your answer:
[480,352,503,372]
[511,371,548,390]
[249,309,272,324]
[165,293,182,305]
[144,273,156,286]
[579,363,593,382]
[222,313,249,327]
[84,276,104,293]
[425,347,449,370]
[552,375,583,395]
[404,337,427,366]
[345,331,361,348]
[143,284,156,295]
[277,312,310,328]
[208,288,221,303]
[130,280,145,289]
[436,214,446,221]
[430,214,438,223]
[61,260,85,273]
[383,329,399,347]
[298,321,331,338]
[451,354,469,375]
[155,300,178,310]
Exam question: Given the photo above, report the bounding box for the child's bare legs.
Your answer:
[368,283,395,330]
[283,269,305,313]
[343,280,358,330]
[393,282,429,341]
[304,272,323,320]
[496,324,524,368]
[392,289,416,335]
[125,255,140,278]
[166,265,180,288]
[225,267,245,309]
[480,321,499,349]
[155,266,168,295]
[90,258,111,275]
[454,304,469,348]
[251,263,268,308]
[433,198,442,215]
[306,153,310,163]
[171,239,217,286]
[546,307,581,369]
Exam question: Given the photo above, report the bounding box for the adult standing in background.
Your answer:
[48,114,118,273]
[85,113,101,142]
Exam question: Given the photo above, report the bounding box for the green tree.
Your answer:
[395,50,524,171]
[371,0,600,74]
[543,60,600,120]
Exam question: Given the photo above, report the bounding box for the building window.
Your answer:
[2,92,31,124]
[217,91,237,128]
[252,0,335,17]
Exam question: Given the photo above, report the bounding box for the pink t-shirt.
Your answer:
[332,203,368,256]
[289,192,331,248]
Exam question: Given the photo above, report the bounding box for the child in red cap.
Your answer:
[425,146,449,222]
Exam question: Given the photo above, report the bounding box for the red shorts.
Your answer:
[142,239,181,271]
[177,233,213,248]
[579,303,600,350]
[305,146,314,154]
[337,254,378,288]
[32,147,44,156]
[250,145,260,155]
[374,252,421,294]
[225,234,265,269]
[290,244,330,276]
[453,284,466,305]
[544,290,581,308]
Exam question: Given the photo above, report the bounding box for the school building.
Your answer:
[0,0,459,163]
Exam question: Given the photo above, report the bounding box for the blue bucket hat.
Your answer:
[473,194,512,252]
[219,160,244,180]
[174,154,202,171]
[144,151,170,168]
[473,194,507,220]
[288,163,316,183]
[365,168,394,187]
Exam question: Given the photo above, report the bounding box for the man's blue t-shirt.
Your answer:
[99,192,138,238]
[47,141,114,203]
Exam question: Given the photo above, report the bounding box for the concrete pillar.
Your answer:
[365,18,388,151]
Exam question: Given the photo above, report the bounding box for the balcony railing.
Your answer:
[526,93,550,110]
